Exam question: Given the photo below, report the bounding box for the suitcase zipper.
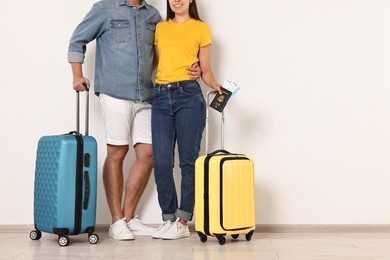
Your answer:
[203,156,212,236]
[219,157,253,232]
[73,134,84,235]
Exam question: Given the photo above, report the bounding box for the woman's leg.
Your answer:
[152,89,178,222]
[175,81,206,222]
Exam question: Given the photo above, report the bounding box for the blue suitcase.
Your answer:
[30,87,99,246]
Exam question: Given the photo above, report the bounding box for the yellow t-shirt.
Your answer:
[154,19,212,84]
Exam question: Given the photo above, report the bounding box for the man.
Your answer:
[68,0,200,240]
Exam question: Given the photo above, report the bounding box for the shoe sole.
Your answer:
[131,230,155,237]
[151,232,166,239]
[151,227,172,239]
[109,236,135,240]
[161,233,191,240]
[108,234,135,240]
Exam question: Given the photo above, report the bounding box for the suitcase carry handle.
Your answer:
[83,171,90,209]
[205,91,225,154]
[76,83,90,136]
[68,131,82,136]
[208,149,232,156]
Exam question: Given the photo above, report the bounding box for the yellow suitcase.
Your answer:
[194,92,255,245]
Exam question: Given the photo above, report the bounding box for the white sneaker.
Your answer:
[108,218,135,240]
[161,218,190,240]
[127,215,157,236]
[151,220,174,239]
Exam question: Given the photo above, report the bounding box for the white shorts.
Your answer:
[99,94,152,146]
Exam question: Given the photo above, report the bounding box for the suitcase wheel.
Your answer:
[88,233,99,244]
[58,235,70,247]
[29,230,42,240]
[231,234,239,239]
[216,235,226,245]
[245,230,254,241]
[197,232,207,243]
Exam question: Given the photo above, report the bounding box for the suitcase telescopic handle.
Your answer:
[76,82,90,136]
[206,91,225,154]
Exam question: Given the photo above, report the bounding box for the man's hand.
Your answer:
[73,77,90,92]
[187,63,201,82]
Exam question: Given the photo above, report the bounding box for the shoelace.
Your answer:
[114,219,130,233]
[157,221,170,231]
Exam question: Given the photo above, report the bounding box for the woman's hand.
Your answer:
[211,82,222,94]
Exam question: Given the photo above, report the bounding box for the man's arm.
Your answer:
[68,3,105,91]
[153,46,159,72]
[71,63,89,91]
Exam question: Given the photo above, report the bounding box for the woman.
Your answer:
[151,0,222,240]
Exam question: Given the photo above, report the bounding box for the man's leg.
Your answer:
[99,94,143,240]
[123,143,153,220]
[103,144,135,240]
[103,144,129,224]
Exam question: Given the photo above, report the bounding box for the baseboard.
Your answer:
[253,224,390,233]
[4,224,390,233]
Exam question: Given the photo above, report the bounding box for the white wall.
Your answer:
[1,0,390,225]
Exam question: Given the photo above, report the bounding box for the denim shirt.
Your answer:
[68,0,161,102]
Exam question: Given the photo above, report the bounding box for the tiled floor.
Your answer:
[1,230,390,259]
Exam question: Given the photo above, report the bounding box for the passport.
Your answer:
[209,87,232,112]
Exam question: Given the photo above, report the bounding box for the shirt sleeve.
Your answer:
[200,23,212,47]
[67,3,106,63]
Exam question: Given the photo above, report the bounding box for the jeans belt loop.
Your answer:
[176,82,182,90]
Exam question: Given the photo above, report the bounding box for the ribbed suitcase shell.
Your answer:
[33,134,97,237]
[195,152,255,244]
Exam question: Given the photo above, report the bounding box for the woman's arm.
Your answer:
[198,45,222,94]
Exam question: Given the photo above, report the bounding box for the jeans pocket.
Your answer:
[152,87,161,98]
[179,82,202,96]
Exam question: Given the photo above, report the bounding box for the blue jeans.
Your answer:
[152,80,206,222]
